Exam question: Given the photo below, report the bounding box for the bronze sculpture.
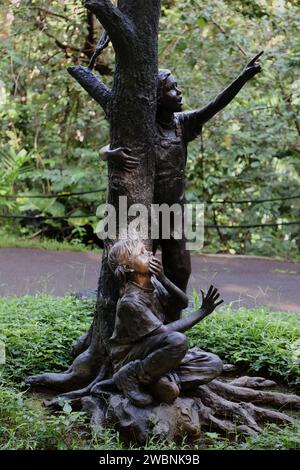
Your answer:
[91,239,223,407]
[25,1,300,442]
[100,53,263,317]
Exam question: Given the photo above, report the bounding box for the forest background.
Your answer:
[0,0,299,258]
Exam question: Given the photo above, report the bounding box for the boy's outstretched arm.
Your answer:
[183,51,263,133]
[160,285,223,334]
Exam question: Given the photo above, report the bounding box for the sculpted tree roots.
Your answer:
[194,378,299,437]
[90,377,299,443]
[40,374,300,444]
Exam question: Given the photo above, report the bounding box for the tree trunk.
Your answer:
[27,0,162,391]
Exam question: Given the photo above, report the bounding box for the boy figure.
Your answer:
[92,239,223,407]
[100,52,263,313]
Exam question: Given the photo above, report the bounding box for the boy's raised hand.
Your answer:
[200,285,223,317]
[149,256,164,280]
[243,51,264,80]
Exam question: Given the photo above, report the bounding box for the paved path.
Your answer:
[0,248,299,313]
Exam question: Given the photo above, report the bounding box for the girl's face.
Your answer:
[159,74,183,112]
[131,244,153,275]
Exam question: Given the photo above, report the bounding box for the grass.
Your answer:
[271,268,298,275]
[188,301,300,390]
[0,294,299,449]
[0,232,99,252]
[0,295,93,385]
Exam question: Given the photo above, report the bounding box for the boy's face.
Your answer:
[159,74,183,112]
[131,244,153,275]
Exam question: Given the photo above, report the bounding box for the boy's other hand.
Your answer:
[200,285,223,317]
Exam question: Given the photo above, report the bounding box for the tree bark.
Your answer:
[94,0,161,354]
[27,0,162,391]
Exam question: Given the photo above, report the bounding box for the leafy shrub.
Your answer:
[1,295,299,390]
[0,295,300,450]
[0,295,93,385]
[0,385,90,450]
[187,306,300,390]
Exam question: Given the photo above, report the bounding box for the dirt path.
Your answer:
[0,248,299,312]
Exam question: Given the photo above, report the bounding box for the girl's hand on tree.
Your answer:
[149,257,164,280]
[200,285,223,317]
[243,51,264,80]
[106,147,139,172]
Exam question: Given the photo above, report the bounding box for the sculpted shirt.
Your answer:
[110,280,171,371]
[155,111,203,205]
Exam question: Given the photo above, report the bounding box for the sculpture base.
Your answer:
[79,377,300,444]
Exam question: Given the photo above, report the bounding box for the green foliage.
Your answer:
[0,146,33,215]
[0,228,97,252]
[0,385,89,450]
[187,305,300,389]
[232,424,300,450]
[0,295,299,449]
[202,424,300,450]
[0,295,93,385]
[0,0,109,242]
[0,1,300,253]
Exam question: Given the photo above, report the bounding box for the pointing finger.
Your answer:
[249,50,264,64]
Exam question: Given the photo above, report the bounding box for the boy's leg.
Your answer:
[138,331,188,383]
[173,347,223,391]
[153,204,191,304]
[161,237,191,292]
[160,237,191,322]
[113,332,188,406]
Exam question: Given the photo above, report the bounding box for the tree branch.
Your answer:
[83,11,96,56]
[34,6,72,22]
[36,16,112,76]
[85,0,135,53]
[211,19,247,57]
[67,66,112,116]
[278,80,300,138]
